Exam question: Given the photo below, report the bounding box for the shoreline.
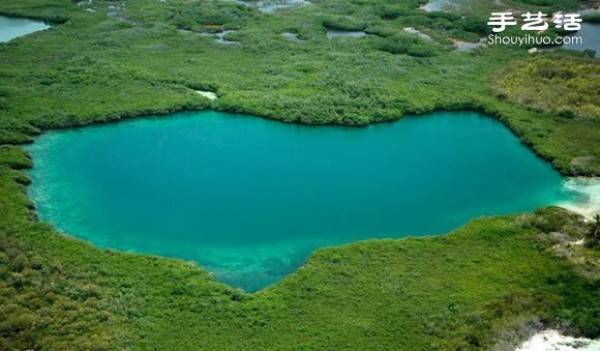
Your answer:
[558,177,600,220]
[11,101,600,180]
[516,330,600,351]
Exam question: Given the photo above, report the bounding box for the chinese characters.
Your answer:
[487,12,582,33]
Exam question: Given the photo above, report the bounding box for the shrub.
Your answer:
[454,17,491,35]
[585,214,600,248]
[583,49,596,59]
[582,14,600,24]
[322,16,365,31]
[536,66,575,79]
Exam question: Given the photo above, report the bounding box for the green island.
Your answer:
[1,0,600,350]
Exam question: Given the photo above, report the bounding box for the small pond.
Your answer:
[420,0,458,12]
[0,15,49,42]
[326,30,367,38]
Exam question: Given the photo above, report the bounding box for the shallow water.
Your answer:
[27,111,574,291]
[454,39,486,51]
[0,15,49,42]
[256,0,311,13]
[230,0,311,13]
[197,30,239,45]
[420,0,458,12]
[559,177,600,218]
[326,30,367,38]
[562,23,600,54]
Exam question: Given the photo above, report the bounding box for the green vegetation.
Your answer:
[2,179,600,350]
[583,13,600,23]
[495,56,600,120]
[0,0,597,174]
[586,214,600,248]
[493,56,600,174]
[0,0,599,349]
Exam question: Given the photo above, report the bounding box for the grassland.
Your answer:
[0,0,599,349]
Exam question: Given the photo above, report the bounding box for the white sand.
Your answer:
[559,177,600,220]
[195,90,218,100]
[516,330,600,351]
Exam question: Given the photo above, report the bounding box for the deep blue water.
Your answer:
[27,111,571,291]
[0,15,49,42]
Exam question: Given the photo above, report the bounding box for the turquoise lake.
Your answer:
[27,111,573,291]
[0,15,49,42]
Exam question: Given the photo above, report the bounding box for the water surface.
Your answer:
[420,0,458,12]
[326,30,367,38]
[562,23,600,54]
[0,15,49,42]
[255,0,311,13]
[27,111,572,291]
